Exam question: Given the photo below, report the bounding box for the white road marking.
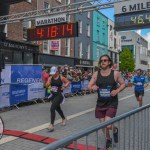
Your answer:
[119,88,150,101]
[1,89,150,145]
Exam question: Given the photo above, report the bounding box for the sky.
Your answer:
[100,8,150,48]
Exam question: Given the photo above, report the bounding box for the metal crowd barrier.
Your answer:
[40,104,150,150]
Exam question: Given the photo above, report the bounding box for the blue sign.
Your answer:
[71,81,82,93]
[10,84,28,105]
[11,65,42,84]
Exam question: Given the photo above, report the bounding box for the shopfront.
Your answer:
[0,39,39,64]
[74,58,93,71]
[38,54,74,67]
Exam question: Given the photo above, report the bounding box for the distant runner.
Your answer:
[131,69,149,107]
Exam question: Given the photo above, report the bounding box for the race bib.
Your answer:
[99,88,111,98]
[136,82,142,86]
[51,86,58,92]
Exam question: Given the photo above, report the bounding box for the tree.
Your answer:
[119,47,135,72]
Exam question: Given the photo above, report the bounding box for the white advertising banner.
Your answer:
[82,80,89,90]
[109,31,114,48]
[1,65,11,84]
[117,35,121,51]
[63,84,71,94]
[0,85,10,108]
[36,14,67,26]
[28,82,45,100]
[114,0,150,14]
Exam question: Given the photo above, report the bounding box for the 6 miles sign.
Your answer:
[114,0,150,31]
[114,0,150,15]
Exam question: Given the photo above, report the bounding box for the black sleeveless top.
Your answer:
[51,75,63,93]
[96,69,118,108]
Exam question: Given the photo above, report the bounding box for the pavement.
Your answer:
[0,86,150,150]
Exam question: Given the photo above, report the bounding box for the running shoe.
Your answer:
[61,118,66,126]
[47,125,54,132]
[113,127,118,143]
[106,138,112,149]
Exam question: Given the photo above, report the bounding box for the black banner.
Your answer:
[74,58,93,66]
[0,40,39,53]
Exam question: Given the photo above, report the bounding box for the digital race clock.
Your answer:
[27,22,78,41]
[115,11,150,31]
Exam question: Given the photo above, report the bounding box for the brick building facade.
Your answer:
[6,0,75,58]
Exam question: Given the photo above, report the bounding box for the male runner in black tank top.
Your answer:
[46,66,70,132]
[88,55,125,149]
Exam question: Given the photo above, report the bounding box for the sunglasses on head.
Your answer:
[100,59,109,63]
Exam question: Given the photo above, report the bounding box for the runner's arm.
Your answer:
[45,76,52,88]
[88,72,98,91]
[61,76,70,89]
[115,71,126,93]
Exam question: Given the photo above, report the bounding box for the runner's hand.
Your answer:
[110,90,118,97]
[61,86,66,91]
[91,85,98,91]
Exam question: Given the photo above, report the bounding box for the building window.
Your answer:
[78,42,82,58]
[97,17,100,26]
[87,24,90,37]
[67,14,71,22]
[114,38,117,49]
[65,38,70,56]
[87,12,90,19]
[13,51,23,64]
[44,2,50,13]
[4,24,7,37]
[102,20,105,28]
[140,47,147,56]
[87,44,90,59]
[23,21,31,40]
[24,52,33,64]
[97,30,100,42]
[79,20,82,34]
[66,0,70,4]
[140,60,148,65]
[56,0,61,3]
[43,40,49,54]
[110,25,112,31]
[114,53,117,63]
[26,0,31,3]
[96,49,99,61]
[102,33,105,44]
[110,51,113,60]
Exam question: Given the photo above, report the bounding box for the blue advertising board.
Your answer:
[9,84,28,105]
[71,81,82,93]
[11,65,42,84]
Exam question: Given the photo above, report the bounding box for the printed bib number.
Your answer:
[99,88,111,98]
[51,86,58,92]
[136,82,143,86]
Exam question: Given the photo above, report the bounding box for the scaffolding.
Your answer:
[0,0,131,24]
